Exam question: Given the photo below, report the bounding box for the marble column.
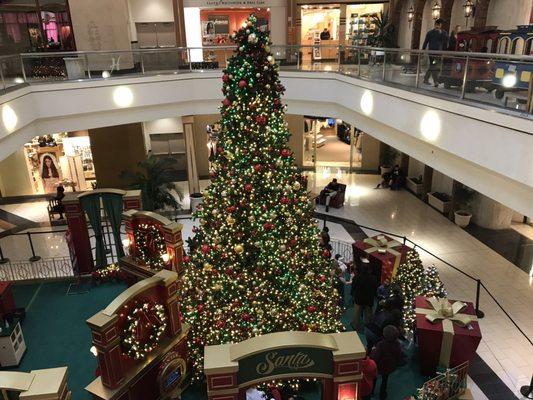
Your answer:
[173,0,187,48]
[472,194,514,230]
[182,116,200,195]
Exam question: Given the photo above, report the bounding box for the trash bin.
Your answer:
[190,192,203,212]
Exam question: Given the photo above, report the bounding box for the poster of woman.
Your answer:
[40,153,61,193]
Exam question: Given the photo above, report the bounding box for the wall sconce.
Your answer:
[431,1,441,20]
[122,238,131,255]
[463,0,474,27]
[407,6,414,27]
[161,253,170,263]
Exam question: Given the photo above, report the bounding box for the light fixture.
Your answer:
[102,70,110,79]
[161,253,170,263]
[431,1,441,20]
[113,86,134,107]
[90,346,97,357]
[360,90,373,115]
[407,5,414,27]
[2,105,18,132]
[14,77,24,84]
[420,110,441,141]
[122,238,130,247]
[502,74,517,88]
[463,0,474,27]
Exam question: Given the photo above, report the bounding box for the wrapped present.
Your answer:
[416,296,482,375]
[352,235,411,283]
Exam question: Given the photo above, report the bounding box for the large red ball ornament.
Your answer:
[254,164,262,172]
[280,196,289,204]
[197,304,204,313]
[226,205,236,213]
[319,275,326,283]
[183,255,190,263]
[216,320,225,328]
[244,183,253,192]
[242,313,250,321]
[308,306,317,313]
[201,244,210,254]
[289,239,297,247]
[263,222,273,231]
[281,148,290,158]
[223,98,231,107]
[322,249,330,258]
[238,79,247,88]
[222,73,230,83]
[274,98,281,107]
[255,115,267,125]
[217,146,224,154]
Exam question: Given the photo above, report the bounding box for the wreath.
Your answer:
[134,223,167,271]
[122,301,168,360]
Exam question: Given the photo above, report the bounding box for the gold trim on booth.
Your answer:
[122,210,183,234]
[238,373,333,389]
[333,373,363,383]
[207,387,240,396]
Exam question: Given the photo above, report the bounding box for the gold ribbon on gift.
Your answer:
[363,235,402,278]
[415,297,477,367]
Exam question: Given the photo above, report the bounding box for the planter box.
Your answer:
[406,177,424,195]
[428,192,451,214]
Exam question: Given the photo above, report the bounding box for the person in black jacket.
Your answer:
[351,263,378,332]
[422,18,448,86]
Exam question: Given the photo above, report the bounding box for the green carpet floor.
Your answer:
[4,282,426,400]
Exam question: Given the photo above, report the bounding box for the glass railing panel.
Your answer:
[21,53,69,82]
[84,51,139,80]
[139,49,187,75]
[0,55,25,90]
[382,49,419,89]
[272,45,299,71]
[339,46,359,76]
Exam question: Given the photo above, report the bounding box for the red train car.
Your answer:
[440,27,500,92]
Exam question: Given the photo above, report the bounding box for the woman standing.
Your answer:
[41,155,60,193]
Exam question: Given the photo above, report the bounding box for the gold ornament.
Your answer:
[200,219,206,225]
[234,244,244,254]
[226,215,236,225]
[212,284,222,292]
[203,262,213,272]
[293,181,301,190]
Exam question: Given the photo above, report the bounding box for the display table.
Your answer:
[0,282,15,318]
[0,367,70,400]
[416,296,482,375]
[0,319,26,367]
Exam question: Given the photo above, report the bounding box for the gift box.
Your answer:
[415,296,482,375]
[352,235,411,283]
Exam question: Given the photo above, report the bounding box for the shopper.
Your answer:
[333,266,353,308]
[388,165,403,190]
[51,185,66,219]
[384,284,405,312]
[377,278,391,305]
[320,226,332,251]
[422,18,448,87]
[321,178,340,212]
[360,356,378,400]
[364,302,403,353]
[334,253,349,273]
[448,25,461,51]
[320,28,331,40]
[370,325,402,400]
[351,263,378,332]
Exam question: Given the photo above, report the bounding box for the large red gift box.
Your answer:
[416,296,482,376]
[352,235,411,283]
[0,281,15,317]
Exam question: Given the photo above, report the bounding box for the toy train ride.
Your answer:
[439,24,533,101]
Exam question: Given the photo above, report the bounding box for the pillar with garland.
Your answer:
[180,14,344,379]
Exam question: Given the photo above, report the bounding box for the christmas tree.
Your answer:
[424,264,447,299]
[181,15,343,378]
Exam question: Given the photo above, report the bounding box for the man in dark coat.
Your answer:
[422,18,448,86]
[351,262,378,331]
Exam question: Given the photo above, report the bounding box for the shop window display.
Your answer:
[346,4,383,47]
[23,132,96,194]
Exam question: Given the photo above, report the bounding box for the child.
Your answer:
[370,325,402,400]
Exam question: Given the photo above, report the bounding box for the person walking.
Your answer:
[422,18,448,87]
[351,263,378,332]
[370,325,402,400]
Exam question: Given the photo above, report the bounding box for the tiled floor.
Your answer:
[1,173,532,397]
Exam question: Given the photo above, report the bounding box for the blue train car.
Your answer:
[493,24,533,98]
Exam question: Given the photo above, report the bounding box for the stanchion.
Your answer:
[0,244,9,264]
[475,279,485,319]
[521,374,533,398]
[403,236,407,245]
[27,232,41,262]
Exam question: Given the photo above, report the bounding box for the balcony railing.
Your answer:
[0,45,532,117]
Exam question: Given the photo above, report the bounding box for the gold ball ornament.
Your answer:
[234,244,244,254]
[293,181,301,190]
[203,262,213,272]
[212,284,222,292]
[226,215,236,225]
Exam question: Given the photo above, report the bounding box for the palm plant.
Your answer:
[369,11,396,48]
[120,155,184,212]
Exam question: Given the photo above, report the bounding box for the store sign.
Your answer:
[238,347,333,385]
[184,0,286,7]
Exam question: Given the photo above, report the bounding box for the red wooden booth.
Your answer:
[120,210,184,285]
[86,270,190,400]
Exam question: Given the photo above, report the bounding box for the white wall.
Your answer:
[486,0,532,30]
[408,157,425,178]
[270,6,287,46]
[431,169,453,195]
[397,0,414,49]
[449,0,466,33]
[129,0,173,23]
[420,0,435,48]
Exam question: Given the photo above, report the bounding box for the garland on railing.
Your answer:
[134,223,167,271]
[91,263,121,282]
[122,301,167,360]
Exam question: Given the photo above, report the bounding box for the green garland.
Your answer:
[134,223,167,271]
[122,301,167,360]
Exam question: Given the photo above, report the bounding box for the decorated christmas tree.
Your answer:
[424,264,447,299]
[181,15,343,378]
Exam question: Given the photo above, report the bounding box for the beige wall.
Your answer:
[408,157,425,178]
[486,0,532,30]
[89,123,146,188]
[431,169,454,195]
[361,133,380,171]
[70,0,132,51]
[286,114,304,167]
[0,149,34,197]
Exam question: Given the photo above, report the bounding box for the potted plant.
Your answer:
[120,155,184,212]
[379,145,398,175]
[453,185,476,227]
[406,175,424,196]
[190,192,203,212]
[428,192,451,214]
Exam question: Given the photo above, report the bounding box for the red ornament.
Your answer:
[238,79,247,88]
[274,98,281,107]
[201,244,210,254]
[280,196,289,204]
[263,222,273,231]
[183,255,190,263]
[209,170,216,179]
[223,98,231,107]
[276,84,285,92]
[289,239,297,247]
[224,267,234,276]
[254,164,262,172]
[242,313,250,321]
[222,73,230,83]
[244,183,253,192]
[226,205,236,213]
[322,249,330,258]
[255,115,267,125]
[217,146,224,154]
[308,306,317,313]
[216,320,225,328]
[301,324,309,331]
[281,148,290,158]
[197,304,204,313]
[319,275,326,283]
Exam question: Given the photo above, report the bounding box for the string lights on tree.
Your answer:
[181,14,343,379]
[121,301,167,360]
[134,223,167,271]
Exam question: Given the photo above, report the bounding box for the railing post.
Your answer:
[415,52,421,88]
[460,55,470,99]
[0,243,9,264]
[357,49,361,77]
[140,53,145,75]
[403,236,407,245]
[382,51,387,81]
[84,54,91,79]
[20,55,27,82]
[297,47,300,70]
[0,62,6,91]
[27,232,41,262]
[188,49,193,71]
[337,45,342,72]
[520,374,533,397]
[475,279,485,319]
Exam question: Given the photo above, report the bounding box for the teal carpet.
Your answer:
[5,282,426,400]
